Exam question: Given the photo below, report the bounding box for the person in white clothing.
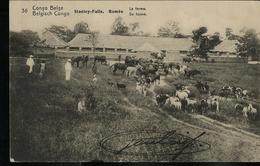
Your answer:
[65,59,72,81]
[93,74,97,84]
[77,97,86,113]
[26,55,35,74]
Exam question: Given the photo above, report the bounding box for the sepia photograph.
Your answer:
[9,0,260,162]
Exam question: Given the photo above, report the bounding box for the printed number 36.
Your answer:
[22,8,28,14]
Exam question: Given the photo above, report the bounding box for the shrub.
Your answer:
[188,85,200,98]
[154,85,175,96]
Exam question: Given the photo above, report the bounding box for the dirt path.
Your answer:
[123,91,260,161]
[123,75,260,161]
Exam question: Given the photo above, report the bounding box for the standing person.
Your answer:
[26,55,35,74]
[142,83,148,97]
[77,97,86,113]
[92,63,97,75]
[65,59,72,81]
[118,54,121,62]
[93,74,97,84]
[39,60,46,79]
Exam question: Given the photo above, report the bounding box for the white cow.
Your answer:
[242,104,257,118]
[207,96,220,112]
[176,90,189,100]
[165,97,182,110]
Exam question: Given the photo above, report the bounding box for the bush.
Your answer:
[188,85,200,98]
[154,85,175,96]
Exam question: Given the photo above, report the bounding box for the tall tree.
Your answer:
[225,28,233,39]
[74,22,90,34]
[208,32,222,49]
[47,25,75,42]
[225,27,241,40]
[111,16,129,36]
[236,28,260,60]
[157,21,180,37]
[190,27,221,60]
[10,30,40,56]
[87,31,99,56]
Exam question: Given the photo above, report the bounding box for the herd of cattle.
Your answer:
[71,54,258,120]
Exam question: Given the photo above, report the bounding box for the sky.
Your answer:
[10,1,260,37]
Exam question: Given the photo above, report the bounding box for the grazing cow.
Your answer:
[235,103,244,112]
[183,86,191,95]
[125,66,138,77]
[107,80,115,87]
[184,69,201,78]
[176,90,189,100]
[186,98,198,113]
[110,63,128,74]
[196,81,209,94]
[116,82,126,89]
[165,97,182,110]
[174,83,184,91]
[150,73,160,85]
[183,57,192,63]
[242,104,257,119]
[94,55,107,64]
[125,56,139,67]
[242,90,249,98]
[156,94,170,107]
[207,96,220,113]
[71,55,83,68]
[71,55,89,68]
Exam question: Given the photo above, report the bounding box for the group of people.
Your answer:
[26,55,97,83]
[25,55,99,114]
[26,55,46,79]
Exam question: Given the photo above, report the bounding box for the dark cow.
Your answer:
[94,55,107,64]
[107,80,115,87]
[184,69,201,78]
[196,81,209,94]
[199,99,208,115]
[156,94,169,107]
[116,82,126,89]
[183,57,192,63]
[71,55,89,68]
[137,64,159,76]
[174,83,184,91]
[150,73,160,85]
[125,56,139,67]
[110,63,128,74]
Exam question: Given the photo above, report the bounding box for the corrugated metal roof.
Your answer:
[212,40,238,53]
[68,33,193,51]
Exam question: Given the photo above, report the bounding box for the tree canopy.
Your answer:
[111,17,148,36]
[74,22,90,34]
[190,27,221,59]
[157,21,181,38]
[10,30,40,56]
[236,28,260,60]
[111,16,129,36]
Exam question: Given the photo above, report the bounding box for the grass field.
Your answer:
[10,58,260,161]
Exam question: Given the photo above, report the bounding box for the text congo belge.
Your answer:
[32,5,70,17]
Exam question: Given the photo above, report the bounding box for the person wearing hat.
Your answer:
[26,55,35,74]
[92,74,97,84]
[65,59,72,81]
